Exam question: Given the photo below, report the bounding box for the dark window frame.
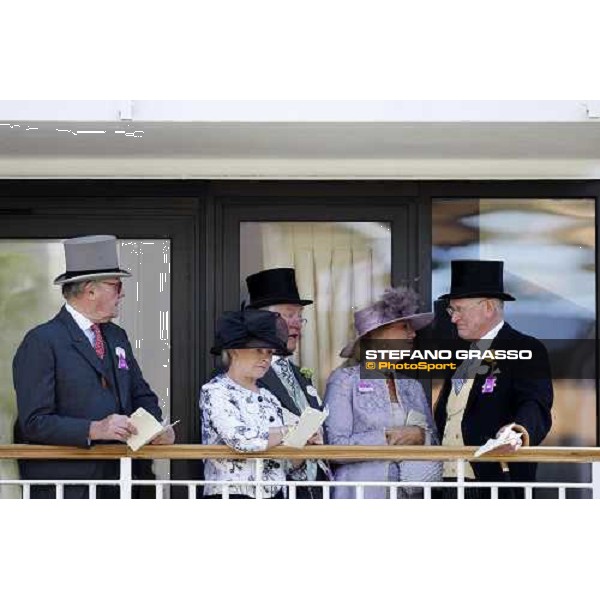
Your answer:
[1,178,599,458]
[0,189,202,485]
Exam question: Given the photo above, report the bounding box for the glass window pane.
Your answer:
[432,198,596,495]
[240,222,392,393]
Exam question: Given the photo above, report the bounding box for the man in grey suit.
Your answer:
[245,268,330,498]
[13,235,174,498]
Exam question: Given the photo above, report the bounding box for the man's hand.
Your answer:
[150,426,176,445]
[89,414,137,442]
[492,423,523,454]
[385,426,425,446]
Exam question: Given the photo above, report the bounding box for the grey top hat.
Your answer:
[53,235,131,285]
[340,287,434,358]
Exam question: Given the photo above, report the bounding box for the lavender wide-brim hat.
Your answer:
[340,288,434,358]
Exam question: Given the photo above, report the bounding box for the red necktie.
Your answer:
[91,323,105,360]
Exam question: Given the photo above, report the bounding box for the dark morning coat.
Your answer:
[434,322,553,483]
[258,363,322,416]
[13,306,162,495]
[258,363,330,493]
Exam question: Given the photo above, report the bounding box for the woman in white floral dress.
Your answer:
[200,309,307,498]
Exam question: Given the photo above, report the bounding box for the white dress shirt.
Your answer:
[65,303,97,348]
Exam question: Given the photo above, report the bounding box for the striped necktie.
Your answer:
[452,343,479,395]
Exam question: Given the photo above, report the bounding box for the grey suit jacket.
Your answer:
[13,306,162,490]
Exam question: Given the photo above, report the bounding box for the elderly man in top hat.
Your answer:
[434,260,553,497]
[13,235,174,499]
[245,267,331,498]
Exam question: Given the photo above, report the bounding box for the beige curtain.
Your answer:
[259,222,391,394]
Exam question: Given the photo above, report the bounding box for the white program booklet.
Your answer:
[474,425,523,458]
[127,407,179,452]
[282,406,328,448]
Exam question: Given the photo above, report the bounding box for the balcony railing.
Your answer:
[1,445,599,499]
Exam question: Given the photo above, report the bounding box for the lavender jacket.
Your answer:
[324,365,443,499]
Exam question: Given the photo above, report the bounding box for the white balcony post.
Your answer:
[288,482,296,499]
[456,459,465,500]
[592,462,600,499]
[120,457,132,500]
[255,459,263,499]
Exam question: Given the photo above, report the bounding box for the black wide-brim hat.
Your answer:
[210,309,292,356]
[245,268,313,309]
[438,260,515,301]
[53,235,131,285]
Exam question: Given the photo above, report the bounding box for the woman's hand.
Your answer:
[267,425,290,448]
[307,430,323,445]
[385,426,425,446]
[150,425,176,445]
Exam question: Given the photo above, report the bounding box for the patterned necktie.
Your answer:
[452,342,479,395]
[91,323,105,360]
[276,358,308,411]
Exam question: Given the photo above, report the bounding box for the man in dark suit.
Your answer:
[13,235,174,498]
[434,260,553,497]
[245,268,331,498]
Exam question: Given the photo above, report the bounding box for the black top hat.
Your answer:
[245,268,313,309]
[210,309,291,356]
[438,260,516,301]
[53,235,131,285]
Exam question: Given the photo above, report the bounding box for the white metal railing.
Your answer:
[1,445,599,499]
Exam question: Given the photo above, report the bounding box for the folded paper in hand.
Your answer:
[282,406,328,448]
[127,407,179,452]
[405,409,428,429]
[474,425,523,458]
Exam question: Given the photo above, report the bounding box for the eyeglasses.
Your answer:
[446,300,485,317]
[276,312,308,326]
[100,280,123,293]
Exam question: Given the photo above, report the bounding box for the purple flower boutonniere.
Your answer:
[479,358,500,394]
[115,346,129,370]
[481,376,497,394]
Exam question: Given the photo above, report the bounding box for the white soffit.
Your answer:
[1,101,600,178]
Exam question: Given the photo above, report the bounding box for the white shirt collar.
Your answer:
[481,320,504,340]
[65,302,95,334]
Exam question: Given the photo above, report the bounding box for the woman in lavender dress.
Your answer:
[324,288,443,499]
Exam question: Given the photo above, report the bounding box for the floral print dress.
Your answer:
[200,374,306,498]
